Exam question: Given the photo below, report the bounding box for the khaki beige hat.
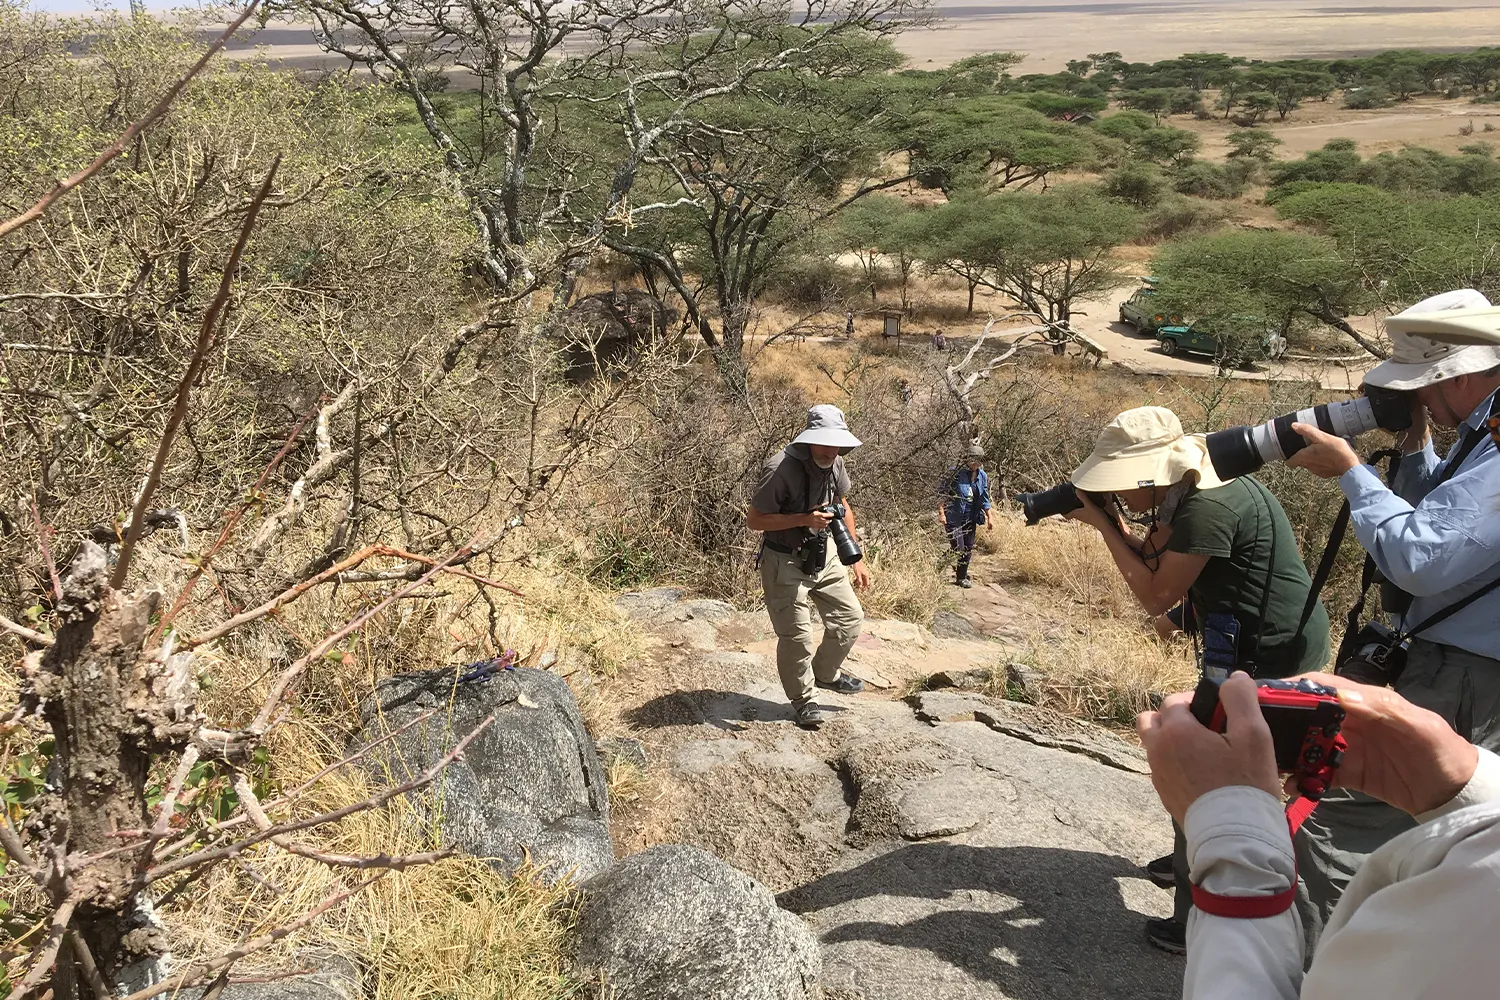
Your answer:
[1070,406,1227,493]
[1369,290,1500,390]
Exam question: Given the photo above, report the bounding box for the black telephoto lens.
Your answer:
[1017,482,1083,525]
[1204,425,1264,481]
[829,518,863,565]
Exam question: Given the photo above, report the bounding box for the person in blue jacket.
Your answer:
[938,442,994,588]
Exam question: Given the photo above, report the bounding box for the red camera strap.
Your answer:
[1189,795,1320,920]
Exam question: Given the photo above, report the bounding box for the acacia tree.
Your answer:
[293,0,928,304]
[969,186,1140,325]
[833,194,928,307]
[912,196,1008,314]
[604,68,919,389]
[904,97,1106,195]
[1150,229,1388,356]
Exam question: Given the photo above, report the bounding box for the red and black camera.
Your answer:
[1189,675,1348,799]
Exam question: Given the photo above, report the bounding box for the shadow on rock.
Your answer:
[624,688,849,733]
[780,842,1179,1000]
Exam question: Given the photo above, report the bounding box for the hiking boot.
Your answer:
[1144,853,1176,889]
[958,577,974,589]
[815,673,865,695]
[1145,917,1187,955]
[794,700,828,730]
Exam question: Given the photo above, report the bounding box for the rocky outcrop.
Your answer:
[909,690,1149,774]
[555,289,677,375]
[573,845,820,1000]
[358,665,612,883]
[611,588,1182,1000]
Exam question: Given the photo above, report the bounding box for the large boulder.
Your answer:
[573,845,820,1000]
[358,665,612,883]
[555,289,677,375]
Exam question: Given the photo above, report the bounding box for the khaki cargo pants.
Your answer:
[1293,638,1500,956]
[760,543,864,705]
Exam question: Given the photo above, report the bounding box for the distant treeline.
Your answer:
[891,47,1500,123]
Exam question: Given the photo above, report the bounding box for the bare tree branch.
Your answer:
[113,157,282,588]
[0,1,262,240]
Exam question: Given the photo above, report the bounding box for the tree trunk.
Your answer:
[37,542,180,991]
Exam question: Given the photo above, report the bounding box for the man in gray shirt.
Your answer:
[748,405,872,729]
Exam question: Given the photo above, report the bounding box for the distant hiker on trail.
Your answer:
[931,328,948,351]
[747,405,871,730]
[938,442,993,588]
[845,309,856,338]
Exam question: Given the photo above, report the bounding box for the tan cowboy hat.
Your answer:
[1070,406,1228,492]
[1369,290,1500,390]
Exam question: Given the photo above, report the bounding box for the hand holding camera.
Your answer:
[1140,672,1480,824]
[801,509,836,530]
[1137,673,1284,826]
[1285,673,1478,817]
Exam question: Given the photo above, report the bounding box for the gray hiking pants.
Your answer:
[1294,638,1500,950]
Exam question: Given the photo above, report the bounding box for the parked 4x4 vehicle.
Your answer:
[1155,321,1288,367]
[1117,279,1182,333]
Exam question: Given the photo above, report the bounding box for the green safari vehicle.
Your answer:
[1155,321,1288,366]
[1117,278,1182,333]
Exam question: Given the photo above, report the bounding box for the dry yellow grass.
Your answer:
[984,514,1197,727]
[172,724,602,1000]
[105,534,650,999]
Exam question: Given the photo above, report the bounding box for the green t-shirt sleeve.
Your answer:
[1165,496,1238,559]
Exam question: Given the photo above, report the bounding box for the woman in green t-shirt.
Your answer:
[1056,406,1332,954]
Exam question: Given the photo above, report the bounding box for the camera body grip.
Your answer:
[1189,675,1348,800]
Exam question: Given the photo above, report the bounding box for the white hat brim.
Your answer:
[792,428,862,449]
[1364,346,1500,391]
[1386,306,1500,347]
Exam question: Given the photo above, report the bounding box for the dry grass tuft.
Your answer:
[173,724,601,1000]
[984,514,1138,620]
[983,513,1197,727]
[1016,621,1196,728]
[861,523,959,625]
[150,537,647,1000]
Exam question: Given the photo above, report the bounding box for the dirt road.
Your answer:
[1068,307,1377,393]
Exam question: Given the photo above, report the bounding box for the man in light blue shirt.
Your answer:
[1285,288,1500,947]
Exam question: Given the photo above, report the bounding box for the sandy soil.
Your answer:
[1179,97,1500,161]
[898,0,1500,72]
[229,3,1500,78]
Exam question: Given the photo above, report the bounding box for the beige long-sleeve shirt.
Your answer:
[1182,748,1500,1000]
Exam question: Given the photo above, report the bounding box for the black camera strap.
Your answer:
[1297,448,1401,642]
[1326,396,1500,661]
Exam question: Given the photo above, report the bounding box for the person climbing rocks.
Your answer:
[938,442,993,588]
[747,404,872,730]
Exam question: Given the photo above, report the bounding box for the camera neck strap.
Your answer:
[1303,449,1402,664]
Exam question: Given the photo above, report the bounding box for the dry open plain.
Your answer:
[896,0,1500,70]
[228,0,1500,78]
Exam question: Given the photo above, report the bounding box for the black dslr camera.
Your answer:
[1013,482,1109,526]
[801,503,863,574]
[1337,621,1408,687]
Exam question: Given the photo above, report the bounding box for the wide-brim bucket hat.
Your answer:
[791,404,862,451]
[1368,289,1500,390]
[1070,406,1227,492]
